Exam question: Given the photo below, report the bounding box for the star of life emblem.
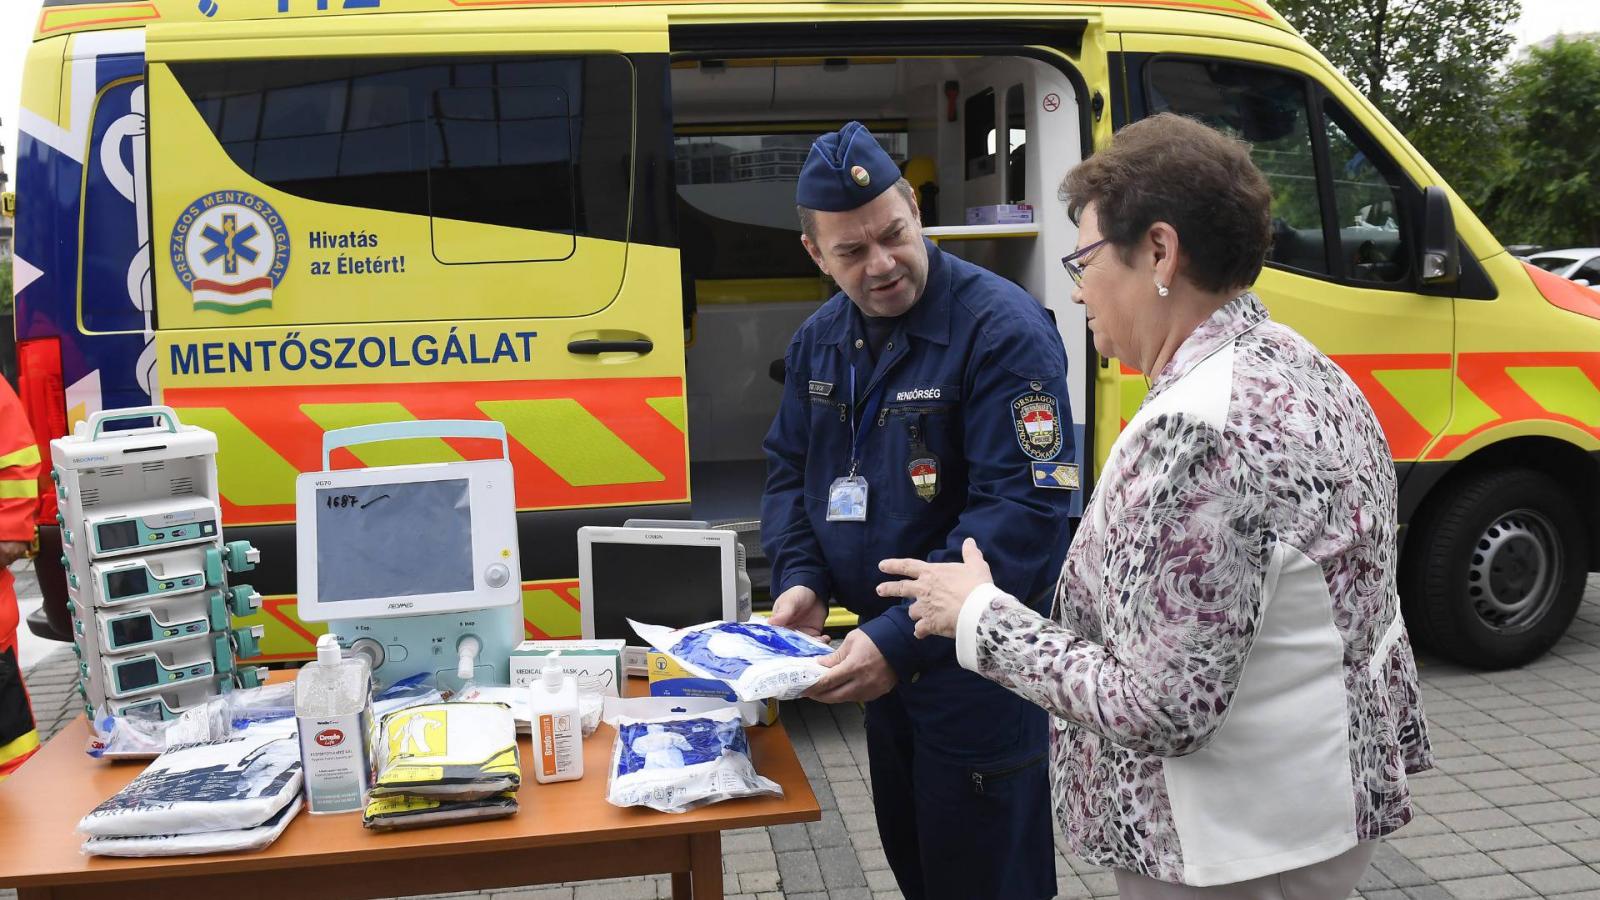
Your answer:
[170,190,290,314]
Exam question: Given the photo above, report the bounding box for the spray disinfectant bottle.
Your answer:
[295,633,373,813]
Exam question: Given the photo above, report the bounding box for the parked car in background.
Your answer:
[1527,248,1600,288]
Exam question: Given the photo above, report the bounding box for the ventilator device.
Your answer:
[294,420,523,691]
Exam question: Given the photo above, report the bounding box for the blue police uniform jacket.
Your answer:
[762,240,1075,760]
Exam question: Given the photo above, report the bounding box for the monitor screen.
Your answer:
[110,614,155,648]
[105,568,151,600]
[588,542,725,643]
[97,520,140,552]
[315,478,474,603]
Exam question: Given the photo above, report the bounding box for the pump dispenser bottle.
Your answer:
[295,633,374,813]
[529,655,583,784]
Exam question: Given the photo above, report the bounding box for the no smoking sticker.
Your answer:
[1043,93,1061,112]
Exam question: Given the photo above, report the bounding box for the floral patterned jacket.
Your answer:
[954,294,1432,886]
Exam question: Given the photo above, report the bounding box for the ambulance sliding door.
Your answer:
[144,10,688,657]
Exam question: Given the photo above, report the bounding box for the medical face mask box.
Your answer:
[964,203,1034,226]
[646,650,779,726]
[510,640,624,696]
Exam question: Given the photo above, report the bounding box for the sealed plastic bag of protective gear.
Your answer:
[87,684,299,761]
[77,733,303,838]
[82,796,302,857]
[370,701,519,801]
[606,707,781,814]
[630,619,832,701]
[362,791,519,831]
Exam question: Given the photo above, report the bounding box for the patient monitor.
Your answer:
[295,420,522,690]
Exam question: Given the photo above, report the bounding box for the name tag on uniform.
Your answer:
[827,475,869,521]
[809,380,834,397]
[1030,462,1080,491]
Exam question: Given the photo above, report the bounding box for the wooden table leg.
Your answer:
[690,831,722,900]
[672,871,693,900]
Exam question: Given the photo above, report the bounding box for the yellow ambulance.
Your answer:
[13,0,1600,669]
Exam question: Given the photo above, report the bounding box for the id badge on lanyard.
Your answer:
[827,366,880,523]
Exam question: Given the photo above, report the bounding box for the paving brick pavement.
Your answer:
[6,574,1600,900]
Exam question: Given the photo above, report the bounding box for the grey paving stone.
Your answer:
[1523,763,1596,784]
[1460,825,1548,852]
[1480,785,1564,807]
[1373,852,1435,888]
[490,888,573,900]
[769,823,812,852]
[738,871,780,893]
[1506,800,1590,825]
[867,869,901,893]
[1501,750,1577,769]
[1488,844,1581,872]
[1517,865,1600,894]
[807,811,852,849]
[1435,874,1536,899]
[1389,833,1477,859]
[1413,852,1505,881]
[816,846,866,890]
[1532,819,1600,842]
[1434,754,1504,775]
[723,830,773,855]
[574,880,655,900]
[1436,808,1522,832]
[1398,887,1454,900]
[724,851,776,874]
[1418,792,1493,814]
[776,850,825,894]
[1560,839,1600,863]
[1456,770,1534,791]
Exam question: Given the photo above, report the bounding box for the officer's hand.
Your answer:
[0,541,30,569]
[805,630,895,704]
[767,584,829,642]
[880,538,993,640]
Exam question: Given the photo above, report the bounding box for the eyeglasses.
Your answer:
[1061,239,1108,287]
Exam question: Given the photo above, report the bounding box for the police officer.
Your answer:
[762,121,1075,900]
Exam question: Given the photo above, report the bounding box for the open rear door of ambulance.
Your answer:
[145,8,687,656]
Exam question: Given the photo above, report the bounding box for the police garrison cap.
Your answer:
[795,121,902,212]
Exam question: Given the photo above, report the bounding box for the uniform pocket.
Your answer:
[879,399,961,520]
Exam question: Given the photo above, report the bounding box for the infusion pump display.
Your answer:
[315,478,474,603]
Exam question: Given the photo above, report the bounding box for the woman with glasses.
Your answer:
[875,113,1433,899]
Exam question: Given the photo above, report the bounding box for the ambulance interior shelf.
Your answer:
[923,224,1041,241]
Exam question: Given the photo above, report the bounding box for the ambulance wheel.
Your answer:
[1402,468,1587,670]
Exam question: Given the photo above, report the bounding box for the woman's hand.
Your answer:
[877,538,993,639]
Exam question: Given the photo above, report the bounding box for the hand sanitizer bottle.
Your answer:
[295,633,373,813]
[529,656,583,784]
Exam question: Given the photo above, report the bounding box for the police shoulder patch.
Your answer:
[1011,391,1063,461]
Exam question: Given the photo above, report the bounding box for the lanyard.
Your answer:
[848,363,886,477]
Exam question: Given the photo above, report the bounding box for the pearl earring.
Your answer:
[1156,281,1169,297]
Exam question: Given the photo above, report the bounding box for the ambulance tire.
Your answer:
[1402,468,1587,670]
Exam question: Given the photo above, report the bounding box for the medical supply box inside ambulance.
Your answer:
[13,0,1600,674]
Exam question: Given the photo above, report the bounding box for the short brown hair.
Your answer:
[1062,113,1272,294]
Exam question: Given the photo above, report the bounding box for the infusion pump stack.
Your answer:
[294,420,523,691]
[50,407,266,721]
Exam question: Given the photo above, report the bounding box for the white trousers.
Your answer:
[1113,842,1378,900]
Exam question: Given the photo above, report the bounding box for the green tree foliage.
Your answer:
[0,260,11,317]
[1484,37,1600,248]
[1272,0,1519,207]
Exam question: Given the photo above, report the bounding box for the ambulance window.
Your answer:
[1322,101,1411,285]
[965,89,997,180]
[1005,84,1027,203]
[1147,59,1328,276]
[673,129,908,283]
[170,55,633,249]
